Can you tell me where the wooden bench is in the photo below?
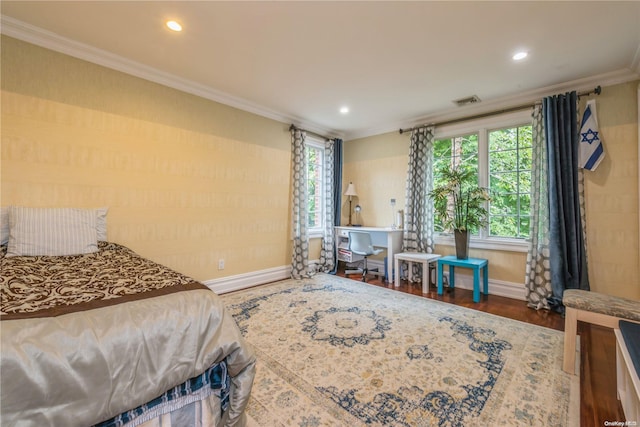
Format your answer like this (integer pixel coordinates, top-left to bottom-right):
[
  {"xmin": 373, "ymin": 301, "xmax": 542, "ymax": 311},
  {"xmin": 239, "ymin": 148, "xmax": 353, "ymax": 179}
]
[
  {"xmin": 562, "ymin": 289, "xmax": 640, "ymax": 374},
  {"xmin": 615, "ymin": 320, "xmax": 640, "ymax": 422}
]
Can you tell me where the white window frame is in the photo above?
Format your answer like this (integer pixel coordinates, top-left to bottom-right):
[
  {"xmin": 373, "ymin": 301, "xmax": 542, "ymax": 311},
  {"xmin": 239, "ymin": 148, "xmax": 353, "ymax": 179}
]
[
  {"xmin": 433, "ymin": 110, "xmax": 532, "ymax": 252},
  {"xmin": 306, "ymin": 136, "xmax": 326, "ymax": 238}
]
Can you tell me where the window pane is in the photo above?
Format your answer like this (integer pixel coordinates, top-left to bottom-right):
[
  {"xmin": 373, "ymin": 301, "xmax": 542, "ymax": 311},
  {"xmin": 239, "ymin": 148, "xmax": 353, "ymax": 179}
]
[
  {"xmin": 518, "ymin": 125, "xmax": 533, "ymax": 148},
  {"xmin": 519, "ymin": 193, "xmax": 531, "ymax": 215},
  {"xmin": 460, "ymin": 134, "xmax": 478, "ymax": 158},
  {"xmin": 519, "ymin": 171, "xmax": 531, "ymax": 195},
  {"xmin": 433, "ymin": 157, "xmax": 450, "ymax": 176},
  {"xmin": 306, "ymin": 145, "xmax": 323, "ymax": 229},
  {"xmin": 490, "ymin": 192, "xmax": 519, "ymax": 215},
  {"xmin": 519, "ymin": 148, "xmax": 532, "ymax": 170},
  {"xmin": 489, "ymin": 215, "xmax": 518, "ymax": 237},
  {"xmin": 489, "ymin": 149, "xmax": 518, "ymax": 173},
  {"xmin": 490, "ymin": 128, "xmax": 517, "ymax": 151},
  {"xmin": 518, "ymin": 216, "xmax": 531, "ymax": 238},
  {"xmin": 433, "ymin": 138, "xmax": 452, "ymax": 158},
  {"xmin": 488, "ymin": 124, "xmax": 532, "ymax": 239},
  {"xmin": 433, "ymin": 133, "xmax": 479, "ymax": 233},
  {"xmin": 434, "ymin": 135, "xmax": 478, "ymax": 172},
  {"xmin": 490, "ymin": 171, "xmax": 519, "ymax": 194}
]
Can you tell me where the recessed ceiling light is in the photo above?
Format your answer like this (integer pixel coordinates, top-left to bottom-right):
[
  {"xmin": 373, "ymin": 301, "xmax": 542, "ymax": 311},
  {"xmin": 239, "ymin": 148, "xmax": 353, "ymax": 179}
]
[
  {"xmin": 166, "ymin": 20, "xmax": 182, "ymax": 32},
  {"xmin": 340, "ymin": 106, "xmax": 349, "ymax": 114},
  {"xmin": 512, "ymin": 51, "xmax": 528, "ymax": 61}
]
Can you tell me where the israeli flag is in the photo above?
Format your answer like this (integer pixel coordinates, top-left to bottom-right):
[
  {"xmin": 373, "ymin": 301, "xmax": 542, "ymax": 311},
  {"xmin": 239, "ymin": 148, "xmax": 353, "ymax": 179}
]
[{"xmin": 579, "ymin": 99, "xmax": 605, "ymax": 171}]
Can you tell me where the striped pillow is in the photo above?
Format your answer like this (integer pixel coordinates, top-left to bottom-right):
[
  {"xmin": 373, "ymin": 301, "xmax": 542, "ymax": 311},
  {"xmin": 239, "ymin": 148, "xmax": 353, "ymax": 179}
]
[
  {"xmin": 96, "ymin": 207, "xmax": 108, "ymax": 241},
  {"xmin": 1, "ymin": 207, "xmax": 8, "ymax": 245},
  {"xmin": 6, "ymin": 207, "xmax": 99, "ymax": 257}
]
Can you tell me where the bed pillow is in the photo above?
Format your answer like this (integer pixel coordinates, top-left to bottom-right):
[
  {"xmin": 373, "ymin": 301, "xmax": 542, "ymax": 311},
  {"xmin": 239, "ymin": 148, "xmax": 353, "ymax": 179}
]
[
  {"xmin": 1, "ymin": 207, "xmax": 8, "ymax": 245},
  {"xmin": 96, "ymin": 207, "xmax": 108, "ymax": 241},
  {"xmin": 2, "ymin": 206, "xmax": 107, "ymax": 244},
  {"xmin": 6, "ymin": 207, "xmax": 99, "ymax": 257}
]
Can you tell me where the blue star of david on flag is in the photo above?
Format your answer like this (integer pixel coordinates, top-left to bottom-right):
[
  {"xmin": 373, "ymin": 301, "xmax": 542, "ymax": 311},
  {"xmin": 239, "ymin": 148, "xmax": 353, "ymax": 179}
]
[
  {"xmin": 581, "ymin": 129, "xmax": 599, "ymax": 144},
  {"xmin": 579, "ymin": 99, "xmax": 605, "ymax": 171}
]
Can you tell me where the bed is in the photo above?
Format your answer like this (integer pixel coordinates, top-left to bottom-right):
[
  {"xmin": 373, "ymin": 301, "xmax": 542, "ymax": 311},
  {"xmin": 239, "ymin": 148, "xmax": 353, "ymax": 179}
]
[{"xmin": 0, "ymin": 207, "xmax": 256, "ymax": 427}]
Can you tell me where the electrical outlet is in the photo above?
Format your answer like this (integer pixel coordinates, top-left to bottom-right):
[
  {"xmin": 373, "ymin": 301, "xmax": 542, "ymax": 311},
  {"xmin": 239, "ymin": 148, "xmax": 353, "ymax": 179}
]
[{"xmin": 218, "ymin": 259, "xmax": 225, "ymax": 270}]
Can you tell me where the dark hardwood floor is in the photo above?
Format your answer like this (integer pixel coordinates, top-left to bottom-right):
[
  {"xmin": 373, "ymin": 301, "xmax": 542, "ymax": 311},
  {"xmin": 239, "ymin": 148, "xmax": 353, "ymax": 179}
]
[{"xmin": 335, "ymin": 266, "xmax": 625, "ymax": 426}]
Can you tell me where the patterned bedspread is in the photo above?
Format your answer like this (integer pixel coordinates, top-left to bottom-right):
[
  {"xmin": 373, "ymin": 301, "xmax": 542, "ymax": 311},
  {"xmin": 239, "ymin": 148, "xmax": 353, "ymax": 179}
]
[
  {"xmin": 1, "ymin": 241, "xmax": 208, "ymax": 319},
  {"xmin": 0, "ymin": 242, "xmax": 256, "ymax": 427}
]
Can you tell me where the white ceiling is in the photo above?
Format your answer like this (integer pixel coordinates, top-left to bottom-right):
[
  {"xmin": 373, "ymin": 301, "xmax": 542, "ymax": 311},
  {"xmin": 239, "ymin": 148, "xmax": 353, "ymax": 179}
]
[{"xmin": 2, "ymin": 1, "xmax": 639, "ymax": 140}]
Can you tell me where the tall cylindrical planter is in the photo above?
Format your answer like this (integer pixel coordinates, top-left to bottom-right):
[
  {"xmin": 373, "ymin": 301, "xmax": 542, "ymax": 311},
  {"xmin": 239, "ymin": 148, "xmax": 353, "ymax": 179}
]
[{"xmin": 454, "ymin": 229, "xmax": 470, "ymax": 259}]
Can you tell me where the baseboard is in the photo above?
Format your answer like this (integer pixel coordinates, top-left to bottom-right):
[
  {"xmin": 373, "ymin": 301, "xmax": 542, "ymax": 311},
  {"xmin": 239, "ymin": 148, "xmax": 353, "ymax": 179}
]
[
  {"xmin": 390, "ymin": 259, "xmax": 526, "ymax": 301},
  {"xmin": 204, "ymin": 260, "xmax": 323, "ymax": 294},
  {"xmin": 206, "ymin": 260, "xmax": 526, "ymax": 301},
  {"xmin": 437, "ymin": 271, "xmax": 526, "ymax": 301},
  {"xmin": 204, "ymin": 265, "xmax": 291, "ymax": 294}
]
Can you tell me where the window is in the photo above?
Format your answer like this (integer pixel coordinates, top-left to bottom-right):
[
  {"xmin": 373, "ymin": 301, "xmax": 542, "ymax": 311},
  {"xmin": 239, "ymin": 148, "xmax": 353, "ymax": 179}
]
[
  {"xmin": 433, "ymin": 133, "xmax": 479, "ymax": 233},
  {"xmin": 433, "ymin": 110, "xmax": 532, "ymax": 251},
  {"xmin": 306, "ymin": 137, "xmax": 325, "ymax": 236},
  {"xmin": 488, "ymin": 126, "xmax": 532, "ymax": 239}
]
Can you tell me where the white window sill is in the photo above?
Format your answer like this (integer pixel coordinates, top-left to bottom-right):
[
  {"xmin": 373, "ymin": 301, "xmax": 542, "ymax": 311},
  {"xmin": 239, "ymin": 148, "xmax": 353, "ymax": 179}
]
[
  {"xmin": 308, "ymin": 230, "xmax": 324, "ymax": 239},
  {"xmin": 434, "ymin": 235, "xmax": 529, "ymax": 253}
]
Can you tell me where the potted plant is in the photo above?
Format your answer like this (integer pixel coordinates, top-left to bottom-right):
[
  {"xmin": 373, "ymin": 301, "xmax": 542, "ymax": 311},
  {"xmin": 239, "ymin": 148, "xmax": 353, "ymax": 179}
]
[{"xmin": 428, "ymin": 164, "xmax": 491, "ymax": 259}]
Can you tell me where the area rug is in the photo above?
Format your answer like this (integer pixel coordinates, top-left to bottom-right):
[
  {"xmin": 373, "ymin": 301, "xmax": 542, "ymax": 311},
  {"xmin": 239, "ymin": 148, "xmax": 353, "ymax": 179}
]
[{"xmin": 221, "ymin": 274, "xmax": 578, "ymax": 426}]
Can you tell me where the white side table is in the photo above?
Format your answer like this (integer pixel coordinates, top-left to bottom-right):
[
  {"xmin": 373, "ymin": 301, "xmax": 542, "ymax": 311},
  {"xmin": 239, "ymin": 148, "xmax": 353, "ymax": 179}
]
[{"xmin": 394, "ymin": 252, "xmax": 441, "ymax": 293}]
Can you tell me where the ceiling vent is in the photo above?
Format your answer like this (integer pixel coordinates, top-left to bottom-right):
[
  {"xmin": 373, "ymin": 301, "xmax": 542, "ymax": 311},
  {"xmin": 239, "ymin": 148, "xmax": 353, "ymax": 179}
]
[{"xmin": 453, "ymin": 95, "xmax": 481, "ymax": 107}]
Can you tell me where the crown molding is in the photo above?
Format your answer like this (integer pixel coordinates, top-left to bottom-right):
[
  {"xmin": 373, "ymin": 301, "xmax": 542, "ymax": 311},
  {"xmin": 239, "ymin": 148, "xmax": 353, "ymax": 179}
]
[
  {"xmin": 345, "ymin": 67, "xmax": 640, "ymax": 141},
  {"xmin": 0, "ymin": 15, "xmax": 342, "ymax": 139},
  {"xmin": 2, "ymin": 15, "xmax": 637, "ymax": 143}
]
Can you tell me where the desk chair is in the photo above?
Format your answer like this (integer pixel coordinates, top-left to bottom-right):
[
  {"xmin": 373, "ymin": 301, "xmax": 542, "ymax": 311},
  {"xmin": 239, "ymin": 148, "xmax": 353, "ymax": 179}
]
[{"xmin": 345, "ymin": 231, "xmax": 384, "ymax": 282}]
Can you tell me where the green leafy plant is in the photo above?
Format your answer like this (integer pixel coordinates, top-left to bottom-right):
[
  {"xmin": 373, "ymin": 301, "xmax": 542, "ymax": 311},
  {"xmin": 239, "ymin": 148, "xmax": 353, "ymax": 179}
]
[{"xmin": 428, "ymin": 164, "xmax": 491, "ymax": 232}]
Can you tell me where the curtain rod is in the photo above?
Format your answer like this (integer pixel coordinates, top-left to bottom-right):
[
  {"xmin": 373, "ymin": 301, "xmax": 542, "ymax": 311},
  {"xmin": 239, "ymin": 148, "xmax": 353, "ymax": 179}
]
[
  {"xmin": 399, "ymin": 85, "xmax": 602, "ymax": 134},
  {"xmin": 289, "ymin": 124, "xmax": 332, "ymax": 141}
]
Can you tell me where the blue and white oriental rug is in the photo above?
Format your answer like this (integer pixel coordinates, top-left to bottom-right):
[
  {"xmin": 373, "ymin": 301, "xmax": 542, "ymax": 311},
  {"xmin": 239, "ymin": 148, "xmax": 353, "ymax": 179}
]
[{"xmin": 222, "ymin": 274, "xmax": 578, "ymax": 426}]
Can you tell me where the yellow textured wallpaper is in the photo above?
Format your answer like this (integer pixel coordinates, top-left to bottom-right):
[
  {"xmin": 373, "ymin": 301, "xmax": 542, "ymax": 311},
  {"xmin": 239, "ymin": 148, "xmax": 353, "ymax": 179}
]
[
  {"xmin": 344, "ymin": 82, "xmax": 640, "ymax": 300},
  {"xmin": 1, "ymin": 36, "xmax": 292, "ymax": 281},
  {"xmin": 343, "ymin": 131, "xmax": 408, "ymax": 227},
  {"xmin": 581, "ymin": 81, "xmax": 639, "ymax": 299}
]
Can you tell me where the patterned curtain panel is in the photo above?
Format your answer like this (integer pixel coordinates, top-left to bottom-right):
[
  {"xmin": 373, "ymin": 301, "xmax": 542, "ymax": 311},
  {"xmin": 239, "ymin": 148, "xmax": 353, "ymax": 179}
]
[
  {"xmin": 524, "ymin": 105, "xmax": 552, "ymax": 310},
  {"xmin": 319, "ymin": 138, "xmax": 340, "ymax": 273},
  {"xmin": 290, "ymin": 129, "xmax": 312, "ymax": 279},
  {"xmin": 331, "ymin": 139, "xmax": 343, "ymax": 230},
  {"xmin": 402, "ymin": 126, "xmax": 435, "ymax": 280},
  {"xmin": 577, "ymin": 131, "xmax": 589, "ymax": 279},
  {"xmin": 543, "ymin": 91, "xmax": 590, "ymax": 313}
]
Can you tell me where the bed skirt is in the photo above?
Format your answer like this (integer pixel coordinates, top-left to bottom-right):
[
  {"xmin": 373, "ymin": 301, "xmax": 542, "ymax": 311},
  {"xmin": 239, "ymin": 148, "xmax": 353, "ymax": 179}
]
[
  {"xmin": 126, "ymin": 392, "xmax": 224, "ymax": 427},
  {"xmin": 95, "ymin": 361, "xmax": 232, "ymax": 427}
]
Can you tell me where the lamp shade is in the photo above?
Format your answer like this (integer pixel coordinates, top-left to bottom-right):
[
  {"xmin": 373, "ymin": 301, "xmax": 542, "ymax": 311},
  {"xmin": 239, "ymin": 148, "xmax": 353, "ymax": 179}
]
[{"xmin": 344, "ymin": 182, "xmax": 358, "ymax": 197}]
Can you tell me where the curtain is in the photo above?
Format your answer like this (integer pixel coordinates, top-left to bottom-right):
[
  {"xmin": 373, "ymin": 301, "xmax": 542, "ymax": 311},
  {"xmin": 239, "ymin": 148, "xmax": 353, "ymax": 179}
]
[
  {"xmin": 290, "ymin": 128, "xmax": 312, "ymax": 279},
  {"xmin": 543, "ymin": 91, "xmax": 590, "ymax": 313},
  {"xmin": 319, "ymin": 138, "xmax": 342, "ymax": 273},
  {"xmin": 524, "ymin": 105, "xmax": 552, "ymax": 309},
  {"xmin": 332, "ymin": 139, "xmax": 343, "ymax": 228},
  {"xmin": 402, "ymin": 126, "xmax": 435, "ymax": 279}
]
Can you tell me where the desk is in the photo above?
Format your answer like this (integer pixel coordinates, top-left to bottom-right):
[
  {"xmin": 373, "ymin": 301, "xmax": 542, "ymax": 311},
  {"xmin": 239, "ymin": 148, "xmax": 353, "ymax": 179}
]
[
  {"xmin": 335, "ymin": 226, "xmax": 403, "ymax": 281},
  {"xmin": 437, "ymin": 256, "xmax": 488, "ymax": 303}
]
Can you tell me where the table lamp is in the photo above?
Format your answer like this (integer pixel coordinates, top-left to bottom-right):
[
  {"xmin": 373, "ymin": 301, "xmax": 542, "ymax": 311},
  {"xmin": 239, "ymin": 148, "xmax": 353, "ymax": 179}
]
[{"xmin": 344, "ymin": 182, "xmax": 358, "ymax": 226}]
